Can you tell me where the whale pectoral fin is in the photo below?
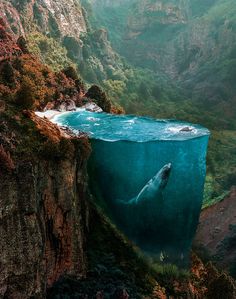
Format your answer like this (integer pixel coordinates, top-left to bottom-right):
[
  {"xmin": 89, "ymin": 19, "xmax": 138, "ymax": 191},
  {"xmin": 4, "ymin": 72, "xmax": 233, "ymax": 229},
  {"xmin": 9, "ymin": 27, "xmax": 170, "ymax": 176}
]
[
  {"xmin": 115, "ymin": 198, "xmax": 126, "ymax": 208},
  {"xmin": 135, "ymin": 185, "xmax": 149, "ymax": 203},
  {"xmin": 115, "ymin": 197, "xmax": 137, "ymax": 208}
]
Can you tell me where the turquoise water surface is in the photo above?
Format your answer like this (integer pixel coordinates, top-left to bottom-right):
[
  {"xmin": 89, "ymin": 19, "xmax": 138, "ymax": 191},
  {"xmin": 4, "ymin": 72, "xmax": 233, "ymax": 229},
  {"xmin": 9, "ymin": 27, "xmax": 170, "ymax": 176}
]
[
  {"xmin": 54, "ymin": 110, "xmax": 210, "ymax": 265},
  {"xmin": 54, "ymin": 110, "xmax": 209, "ymax": 142}
]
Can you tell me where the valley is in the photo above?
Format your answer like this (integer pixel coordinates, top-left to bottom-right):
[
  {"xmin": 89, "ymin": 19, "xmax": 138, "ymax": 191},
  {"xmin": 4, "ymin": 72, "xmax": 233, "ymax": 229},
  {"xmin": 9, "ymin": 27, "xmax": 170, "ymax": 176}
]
[{"xmin": 0, "ymin": 0, "xmax": 236, "ymax": 297}]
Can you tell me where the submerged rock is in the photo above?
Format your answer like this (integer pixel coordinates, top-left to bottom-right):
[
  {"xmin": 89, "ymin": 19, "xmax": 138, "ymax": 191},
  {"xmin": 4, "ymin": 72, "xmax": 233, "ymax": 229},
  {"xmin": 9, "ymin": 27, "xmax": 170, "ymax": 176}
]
[{"xmin": 180, "ymin": 126, "xmax": 194, "ymax": 132}]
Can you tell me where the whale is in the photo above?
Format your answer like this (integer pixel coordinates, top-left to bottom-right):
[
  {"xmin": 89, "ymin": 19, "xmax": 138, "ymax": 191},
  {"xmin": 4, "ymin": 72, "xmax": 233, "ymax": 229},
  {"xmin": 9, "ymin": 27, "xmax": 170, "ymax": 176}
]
[{"xmin": 112, "ymin": 163, "xmax": 172, "ymax": 251}]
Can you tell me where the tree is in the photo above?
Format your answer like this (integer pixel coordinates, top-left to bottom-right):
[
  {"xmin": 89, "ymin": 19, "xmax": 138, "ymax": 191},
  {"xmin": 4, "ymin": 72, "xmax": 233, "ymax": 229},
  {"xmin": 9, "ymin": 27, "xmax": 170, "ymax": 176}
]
[
  {"xmin": 2, "ymin": 61, "xmax": 15, "ymax": 86},
  {"xmin": 63, "ymin": 66, "xmax": 78, "ymax": 81},
  {"xmin": 85, "ymin": 85, "xmax": 111, "ymax": 112},
  {"xmin": 16, "ymin": 75, "xmax": 36, "ymax": 109},
  {"xmin": 17, "ymin": 36, "xmax": 29, "ymax": 54}
]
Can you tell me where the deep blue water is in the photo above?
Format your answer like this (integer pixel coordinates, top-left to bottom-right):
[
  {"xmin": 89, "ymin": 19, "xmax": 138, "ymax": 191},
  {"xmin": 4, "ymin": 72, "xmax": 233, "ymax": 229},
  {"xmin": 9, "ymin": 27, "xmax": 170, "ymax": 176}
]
[{"xmin": 54, "ymin": 110, "xmax": 210, "ymax": 265}]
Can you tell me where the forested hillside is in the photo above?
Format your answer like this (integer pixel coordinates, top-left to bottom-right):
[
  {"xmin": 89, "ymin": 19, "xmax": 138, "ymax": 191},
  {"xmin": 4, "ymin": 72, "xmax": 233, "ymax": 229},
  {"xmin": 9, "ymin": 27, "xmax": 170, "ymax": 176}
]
[{"xmin": 85, "ymin": 0, "xmax": 236, "ymax": 206}]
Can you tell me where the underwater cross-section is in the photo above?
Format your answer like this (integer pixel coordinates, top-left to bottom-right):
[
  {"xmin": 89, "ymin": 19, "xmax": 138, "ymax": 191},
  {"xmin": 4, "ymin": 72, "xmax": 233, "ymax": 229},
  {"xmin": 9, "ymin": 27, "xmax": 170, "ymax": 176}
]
[{"xmin": 54, "ymin": 110, "xmax": 210, "ymax": 266}]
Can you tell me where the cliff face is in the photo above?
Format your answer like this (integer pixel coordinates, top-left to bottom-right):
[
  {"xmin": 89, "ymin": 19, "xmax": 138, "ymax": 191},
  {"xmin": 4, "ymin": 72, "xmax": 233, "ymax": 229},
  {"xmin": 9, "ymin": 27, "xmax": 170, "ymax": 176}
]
[
  {"xmin": 0, "ymin": 111, "xmax": 90, "ymax": 298},
  {"xmin": 0, "ymin": 19, "xmax": 22, "ymax": 61},
  {"xmin": 2, "ymin": 0, "xmax": 86, "ymax": 38},
  {"xmin": 33, "ymin": 0, "xmax": 87, "ymax": 37},
  {"xmin": 194, "ymin": 187, "xmax": 236, "ymax": 279},
  {"xmin": 0, "ymin": 0, "xmax": 121, "ymax": 83},
  {"xmin": 0, "ymin": 26, "xmax": 90, "ymax": 295}
]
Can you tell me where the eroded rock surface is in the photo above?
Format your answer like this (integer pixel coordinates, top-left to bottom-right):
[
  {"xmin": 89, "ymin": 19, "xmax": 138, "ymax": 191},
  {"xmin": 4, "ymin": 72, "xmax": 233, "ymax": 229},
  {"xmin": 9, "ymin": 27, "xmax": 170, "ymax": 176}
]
[
  {"xmin": 194, "ymin": 187, "xmax": 236, "ymax": 277},
  {"xmin": 0, "ymin": 113, "xmax": 90, "ymax": 298}
]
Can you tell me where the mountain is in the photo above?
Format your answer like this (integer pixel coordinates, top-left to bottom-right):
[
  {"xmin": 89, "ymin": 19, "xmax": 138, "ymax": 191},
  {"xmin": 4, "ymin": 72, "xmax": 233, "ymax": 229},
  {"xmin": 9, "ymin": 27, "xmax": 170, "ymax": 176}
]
[
  {"xmin": 1, "ymin": 16, "xmax": 235, "ymax": 298},
  {"xmin": 87, "ymin": 0, "xmax": 236, "ymax": 285},
  {"xmin": 0, "ymin": 0, "xmax": 236, "ymax": 297},
  {"xmin": 0, "ymin": 19, "xmax": 156, "ymax": 297},
  {"xmin": 89, "ymin": 0, "xmax": 236, "ymax": 125}
]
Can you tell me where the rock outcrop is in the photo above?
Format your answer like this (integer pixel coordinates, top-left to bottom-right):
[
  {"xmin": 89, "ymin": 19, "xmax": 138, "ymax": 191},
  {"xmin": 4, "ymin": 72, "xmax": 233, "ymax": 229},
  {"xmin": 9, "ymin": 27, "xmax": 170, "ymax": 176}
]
[
  {"xmin": 0, "ymin": 112, "xmax": 90, "ymax": 298},
  {"xmin": 0, "ymin": 0, "xmax": 86, "ymax": 39},
  {"xmin": 194, "ymin": 187, "xmax": 236, "ymax": 278},
  {"xmin": 0, "ymin": 0, "xmax": 124, "ymax": 86}
]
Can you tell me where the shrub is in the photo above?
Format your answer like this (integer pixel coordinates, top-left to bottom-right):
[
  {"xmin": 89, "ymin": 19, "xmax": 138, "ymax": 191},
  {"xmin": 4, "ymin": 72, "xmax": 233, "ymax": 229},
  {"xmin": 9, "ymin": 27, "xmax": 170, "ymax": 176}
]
[
  {"xmin": 153, "ymin": 263, "xmax": 190, "ymax": 283},
  {"xmin": 63, "ymin": 66, "xmax": 79, "ymax": 81},
  {"xmin": 27, "ymin": 32, "xmax": 72, "ymax": 72},
  {"xmin": 0, "ymin": 145, "xmax": 15, "ymax": 173},
  {"xmin": 1, "ymin": 61, "xmax": 15, "ymax": 86},
  {"xmin": 207, "ymin": 272, "xmax": 236, "ymax": 299},
  {"xmin": 62, "ymin": 36, "xmax": 81, "ymax": 61},
  {"xmin": 16, "ymin": 75, "xmax": 36, "ymax": 109},
  {"xmin": 17, "ymin": 36, "xmax": 29, "ymax": 54}
]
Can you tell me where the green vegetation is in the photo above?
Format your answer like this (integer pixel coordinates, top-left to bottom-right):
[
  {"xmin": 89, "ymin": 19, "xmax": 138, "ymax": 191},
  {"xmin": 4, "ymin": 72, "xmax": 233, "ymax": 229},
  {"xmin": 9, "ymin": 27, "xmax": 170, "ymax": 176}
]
[
  {"xmin": 204, "ymin": 130, "xmax": 236, "ymax": 206},
  {"xmin": 152, "ymin": 262, "xmax": 190, "ymax": 283},
  {"xmin": 85, "ymin": 0, "xmax": 236, "ymax": 207},
  {"xmin": 27, "ymin": 32, "xmax": 73, "ymax": 72}
]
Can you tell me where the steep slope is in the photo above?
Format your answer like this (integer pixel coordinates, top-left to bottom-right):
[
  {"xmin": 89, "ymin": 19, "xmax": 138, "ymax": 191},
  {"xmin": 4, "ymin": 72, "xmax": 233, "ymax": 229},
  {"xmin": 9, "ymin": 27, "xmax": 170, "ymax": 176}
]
[
  {"xmin": 1, "ymin": 0, "xmax": 180, "ymax": 118},
  {"xmin": 0, "ymin": 24, "xmax": 90, "ymax": 296},
  {"xmin": 1, "ymin": 0, "xmax": 235, "ymax": 208},
  {"xmin": 7, "ymin": 0, "xmax": 87, "ymax": 37},
  {"xmin": 0, "ymin": 0, "xmax": 125, "ymax": 83},
  {"xmin": 0, "ymin": 114, "xmax": 89, "ymax": 297},
  {"xmin": 0, "ymin": 23, "xmax": 151, "ymax": 297},
  {"xmin": 194, "ymin": 187, "xmax": 236, "ymax": 279}
]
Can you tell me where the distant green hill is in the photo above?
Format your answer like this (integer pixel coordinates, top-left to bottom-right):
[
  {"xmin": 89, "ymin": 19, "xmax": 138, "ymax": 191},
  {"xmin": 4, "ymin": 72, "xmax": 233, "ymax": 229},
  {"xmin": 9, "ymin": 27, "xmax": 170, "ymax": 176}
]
[
  {"xmin": 86, "ymin": 0, "xmax": 236, "ymax": 206},
  {"xmin": 88, "ymin": 0, "xmax": 236, "ymax": 127}
]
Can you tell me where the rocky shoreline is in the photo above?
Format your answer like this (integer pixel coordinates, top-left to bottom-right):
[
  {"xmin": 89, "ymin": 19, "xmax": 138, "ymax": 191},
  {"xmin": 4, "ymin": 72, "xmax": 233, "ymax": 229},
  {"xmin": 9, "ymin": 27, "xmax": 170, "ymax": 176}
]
[{"xmin": 36, "ymin": 102, "xmax": 103, "ymax": 120}]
